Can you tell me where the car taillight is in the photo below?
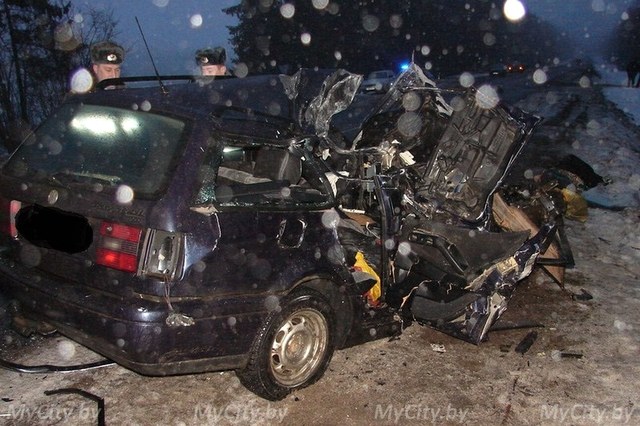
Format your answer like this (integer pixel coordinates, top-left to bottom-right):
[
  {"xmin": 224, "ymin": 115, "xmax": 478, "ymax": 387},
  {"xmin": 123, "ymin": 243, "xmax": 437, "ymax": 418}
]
[
  {"xmin": 139, "ymin": 229, "xmax": 184, "ymax": 280},
  {"xmin": 96, "ymin": 221, "xmax": 142, "ymax": 273},
  {"xmin": 95, "ymin": 220, "xmax": 184, "ymax": 279},
  {"xmin": 0, "ymin": 197, "xmax": 21, "ymax": 238}
]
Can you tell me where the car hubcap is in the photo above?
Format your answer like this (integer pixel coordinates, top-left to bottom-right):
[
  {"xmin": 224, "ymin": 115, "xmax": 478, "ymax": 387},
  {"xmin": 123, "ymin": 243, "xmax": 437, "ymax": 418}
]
[{"xmin": 270, "ymin": 308, "xmax": 328, "ymax": 386}]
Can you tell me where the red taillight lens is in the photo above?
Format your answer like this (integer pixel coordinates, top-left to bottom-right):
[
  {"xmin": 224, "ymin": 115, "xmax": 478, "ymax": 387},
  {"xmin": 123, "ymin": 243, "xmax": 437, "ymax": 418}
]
[
  {"xmin": 0, "ymin": 197, "xmax": 21, "ymax": 238},
  {"xmin": 96, "ymin": 221, "xmax": 142, "ymax": 273}
]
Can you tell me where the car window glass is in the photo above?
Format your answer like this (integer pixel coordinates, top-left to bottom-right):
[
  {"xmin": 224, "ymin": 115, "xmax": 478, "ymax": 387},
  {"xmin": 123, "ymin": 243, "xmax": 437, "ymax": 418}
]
[{"xmin": 3, "ymin": 103, "xmax": 187, "ymax": 199}]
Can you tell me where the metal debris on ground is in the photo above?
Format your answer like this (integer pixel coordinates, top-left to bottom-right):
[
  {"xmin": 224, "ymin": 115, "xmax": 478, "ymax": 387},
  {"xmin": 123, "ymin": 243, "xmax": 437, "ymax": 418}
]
[
  {"xmin": 571, "ymin": 288, "xmax": 594, "ymax": 301},
  {"xmin": 515, "ymin": 331, "xmax": 538, "ymax": 354},
  {"xmin": 551, "ymin": 350, "xmax": 584, "ymax": 361},
  {"xmin": 490, "ymin": 319, "xmax": 545, "ymax": 332},
  {"xmin": 0, "ymin": 357, "xmax": 114, "ymax": 373},
  {"xmin": 45, "ymin": 387, "xmax": 105, "ymax": 426},
  {"xmin": 430, "ymin": 343, "xmax": 446, "ymax": 353}
]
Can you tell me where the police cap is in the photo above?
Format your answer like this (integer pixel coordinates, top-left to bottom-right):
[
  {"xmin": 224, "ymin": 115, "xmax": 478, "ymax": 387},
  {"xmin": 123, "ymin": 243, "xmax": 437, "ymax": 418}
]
[
  {"xmin": 195, "ymin": 47, "xmax": 226, "ymax": 66},
  {"xmin": 90, "ymin": 41, "xmax": 124, "ymax": 65}
]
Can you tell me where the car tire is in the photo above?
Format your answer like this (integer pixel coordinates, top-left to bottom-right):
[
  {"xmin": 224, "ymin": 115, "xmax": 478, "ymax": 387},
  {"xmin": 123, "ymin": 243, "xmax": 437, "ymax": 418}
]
[{"xmin": 237, "ymin": 288, "xmax": 335, "ymax": 400}]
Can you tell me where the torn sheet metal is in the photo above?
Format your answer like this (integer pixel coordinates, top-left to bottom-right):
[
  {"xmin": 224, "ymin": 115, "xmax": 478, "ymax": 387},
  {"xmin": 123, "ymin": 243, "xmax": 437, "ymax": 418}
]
[
  {"xmin": 303, "ymin": 70, "xmax": 363, "ymax": 139},
  {"xmin": 492, "ymin": 192, "xmax": 568, "ymax": 285},
  {"xmin": 322, "ymin": 71, "xmax": 553, "ymax": 344},
  {"xmin": 414, "ymin": 89, "xmax": 541, "ymax": 223}
]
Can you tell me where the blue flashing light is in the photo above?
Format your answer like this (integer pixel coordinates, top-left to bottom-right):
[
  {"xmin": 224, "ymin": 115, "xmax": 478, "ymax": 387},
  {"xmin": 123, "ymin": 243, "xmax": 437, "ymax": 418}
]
[{"xmin": 399, "ymin": 62, "xmax": 410, "ymax": 71}]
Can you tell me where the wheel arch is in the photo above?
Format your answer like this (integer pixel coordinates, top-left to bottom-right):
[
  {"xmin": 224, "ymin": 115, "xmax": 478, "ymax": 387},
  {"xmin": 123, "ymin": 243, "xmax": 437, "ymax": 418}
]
[{"xmin": 292, "ymin": 276, "xmax": 355, "ymax": 349}]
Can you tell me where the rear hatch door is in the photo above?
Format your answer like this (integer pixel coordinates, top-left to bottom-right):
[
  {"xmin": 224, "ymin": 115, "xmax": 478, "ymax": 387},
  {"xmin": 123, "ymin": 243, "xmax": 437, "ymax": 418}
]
[{"xmin": 0, "ymin": 100, "xmax": 190, "ymax": 292}]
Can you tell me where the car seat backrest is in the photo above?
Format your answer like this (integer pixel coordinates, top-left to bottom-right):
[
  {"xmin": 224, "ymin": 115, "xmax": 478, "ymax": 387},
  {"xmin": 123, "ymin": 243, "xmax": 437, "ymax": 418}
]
[{"xmin": 253, "ymin": 148, "xmax": 302, "ymax": 184}]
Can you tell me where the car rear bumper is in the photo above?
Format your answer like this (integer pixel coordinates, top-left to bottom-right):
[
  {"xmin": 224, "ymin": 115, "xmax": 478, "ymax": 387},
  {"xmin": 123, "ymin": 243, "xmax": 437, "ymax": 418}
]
[{"xmin": 0, "ymin": 258, "xmax": 266, "ymax": 375}]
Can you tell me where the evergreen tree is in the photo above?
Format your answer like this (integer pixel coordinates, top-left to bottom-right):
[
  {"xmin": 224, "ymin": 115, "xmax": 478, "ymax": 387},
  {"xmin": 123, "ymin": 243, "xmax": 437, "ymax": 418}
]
[
  {"xmin": 224, "ymin": 0, "xmax": 563, "ymax": 76},
  {"xmin": 0, "ymin": 0, "xmax": 117, "ymax": 153},
  {"xmin": 1, "ymin": 0, "xmax": 70, "ymax": 148}
]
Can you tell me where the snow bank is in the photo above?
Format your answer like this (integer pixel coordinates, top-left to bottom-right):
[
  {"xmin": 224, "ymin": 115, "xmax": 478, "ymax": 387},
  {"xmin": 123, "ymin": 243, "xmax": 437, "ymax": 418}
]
[{"xmin": 596, "ymin": 64, "xmax": 640, "ymax": 126}]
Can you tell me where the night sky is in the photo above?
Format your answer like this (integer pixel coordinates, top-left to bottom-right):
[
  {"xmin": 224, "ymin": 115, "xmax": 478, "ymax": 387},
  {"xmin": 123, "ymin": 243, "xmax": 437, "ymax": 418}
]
[
  {"xmin": 526, "ymin": 0, "xmax": 633, "ymax": 55},
  {"xmin": 77, "ymin": 0, "xmax": 238, "ymax": 75}
]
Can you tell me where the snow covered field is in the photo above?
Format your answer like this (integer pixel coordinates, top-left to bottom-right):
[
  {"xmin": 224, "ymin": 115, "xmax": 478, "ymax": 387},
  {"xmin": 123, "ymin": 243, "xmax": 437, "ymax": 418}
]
[
  {"xmin": 568, "ymin": 64, "xmax": 640, "ymax": 211},
  {"xmin": 526, "ymin": 60, "xmax": 640, "ymax": 278},
  {"xmin": 598, "ymin": 65, "xmax": 640, "ymax": 126},
  {"xmin": 574, "ymin": 65, "xmax": 640, "ymax": 271}
]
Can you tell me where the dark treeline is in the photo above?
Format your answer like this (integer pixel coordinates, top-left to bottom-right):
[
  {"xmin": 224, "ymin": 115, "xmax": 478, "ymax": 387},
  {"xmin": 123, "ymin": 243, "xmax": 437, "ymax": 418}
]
[
  {"xmin": 0, "ymin": 0, "xmax": 116, "ymax": 152},
  {"xmin": 224, "ymin": 0, "xmax": 569, "ymax": 75},
  {"xmin": 1, "ymin": 0, "xmax": 72, "ymax": 150}
]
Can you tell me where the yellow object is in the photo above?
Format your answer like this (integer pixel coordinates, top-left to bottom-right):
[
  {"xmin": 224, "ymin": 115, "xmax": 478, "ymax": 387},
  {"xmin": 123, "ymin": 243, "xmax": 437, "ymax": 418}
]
[
  {"xmin": 561, "ymin": 188, "xmax": 588, "ymax": 222},
  {"xmin": 354, "ymin": 251, "xmax": 381, "ymax": 304}
]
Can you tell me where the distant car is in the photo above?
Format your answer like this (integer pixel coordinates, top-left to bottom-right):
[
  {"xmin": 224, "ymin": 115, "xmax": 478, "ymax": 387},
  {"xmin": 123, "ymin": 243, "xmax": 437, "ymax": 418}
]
[
  {"xmin": 506, "ymin": 62, "xmax": 526, "ymax": 73},
  {"xmin": 490, "ymin": 65, "xmax": 507, "ymax": 77},
  {"xmin": 360, "ymin": 69, "xmax": 396, "ymax": 93}
]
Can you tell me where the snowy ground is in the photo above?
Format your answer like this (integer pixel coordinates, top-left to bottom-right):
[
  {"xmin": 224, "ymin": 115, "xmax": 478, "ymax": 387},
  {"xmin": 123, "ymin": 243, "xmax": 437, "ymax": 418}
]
[
  {"xmin": 0, "ymin": 63, "xmax": 639, "ymax": 425},
  {"xmin": 598, "ymin": 64, "xmax": 640, "ymax": 126},
  {"xmin": 588, "ymin": 64, "xmax": 640, "ymax": 209}
]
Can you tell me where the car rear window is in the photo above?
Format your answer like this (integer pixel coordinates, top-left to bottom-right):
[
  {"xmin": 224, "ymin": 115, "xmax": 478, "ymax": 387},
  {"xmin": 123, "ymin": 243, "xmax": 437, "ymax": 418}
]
[{"xmin": 2, "ymin": 103, "xmax": 187, "ymax": 198}]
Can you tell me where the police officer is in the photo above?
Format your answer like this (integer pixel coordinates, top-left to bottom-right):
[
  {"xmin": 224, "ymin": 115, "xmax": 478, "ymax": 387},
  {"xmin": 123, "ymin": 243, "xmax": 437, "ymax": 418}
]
[
  {"xmin": 195, "ymin": 47, "xmax": 227, "ymax": 76},
  {"xmin": 90, "ymin": 40, "xmax": 125, "ymax": 82}
]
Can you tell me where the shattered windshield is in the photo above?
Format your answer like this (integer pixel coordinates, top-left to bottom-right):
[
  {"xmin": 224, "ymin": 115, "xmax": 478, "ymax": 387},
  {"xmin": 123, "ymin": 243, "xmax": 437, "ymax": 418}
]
[{"xmin": 3, "ymin": 103, "xmax": 187, "ymax": 198}]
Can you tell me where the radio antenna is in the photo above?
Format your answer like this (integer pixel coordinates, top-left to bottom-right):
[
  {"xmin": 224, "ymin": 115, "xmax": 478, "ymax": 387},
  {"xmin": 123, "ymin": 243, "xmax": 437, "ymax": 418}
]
[{"xmin": 135, "ymin": 16, "xmax": 167, "ymax": 94}]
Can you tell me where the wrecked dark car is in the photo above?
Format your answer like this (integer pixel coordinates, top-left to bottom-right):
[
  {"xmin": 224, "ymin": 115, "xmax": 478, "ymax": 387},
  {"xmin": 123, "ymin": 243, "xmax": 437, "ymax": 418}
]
[{"xmin": 0, "ymin": 64, "xmax": 559, "ymax": 400}]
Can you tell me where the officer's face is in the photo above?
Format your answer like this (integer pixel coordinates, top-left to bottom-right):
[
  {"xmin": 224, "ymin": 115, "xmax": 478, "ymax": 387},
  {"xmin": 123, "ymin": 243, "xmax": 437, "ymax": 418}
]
[
  {"xmin": 201, "ymin": 65, "xmax": 226, "ymax": 76},
  {"xmin": 93, "ymin": 64, "xmax": 121, "ymax": 82}
]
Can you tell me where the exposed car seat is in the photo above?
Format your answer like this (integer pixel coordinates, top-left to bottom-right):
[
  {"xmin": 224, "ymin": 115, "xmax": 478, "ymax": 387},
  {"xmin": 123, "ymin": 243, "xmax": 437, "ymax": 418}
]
[{"xmin": 252, "ymin": 148, "xmax": 302, "ymax": 184}]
